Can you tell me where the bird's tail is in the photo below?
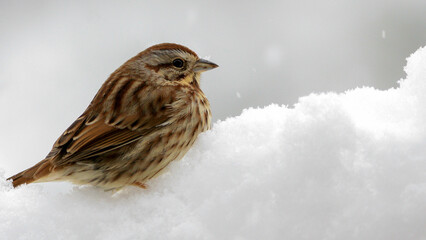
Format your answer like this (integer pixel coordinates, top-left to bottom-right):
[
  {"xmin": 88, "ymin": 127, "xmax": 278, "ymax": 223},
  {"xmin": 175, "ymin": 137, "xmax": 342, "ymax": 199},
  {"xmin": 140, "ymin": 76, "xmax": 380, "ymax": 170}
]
[{"xmin": 7, "ymin": 159, "xmax": 53, "ymax": 187}]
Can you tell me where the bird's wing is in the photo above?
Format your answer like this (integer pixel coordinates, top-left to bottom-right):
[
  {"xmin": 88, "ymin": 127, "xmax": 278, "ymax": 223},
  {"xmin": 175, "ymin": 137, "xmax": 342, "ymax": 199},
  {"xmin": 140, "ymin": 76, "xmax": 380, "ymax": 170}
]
[{"xmin": 46, "ymin": 78, "xmax": 177, "ymax": 166}]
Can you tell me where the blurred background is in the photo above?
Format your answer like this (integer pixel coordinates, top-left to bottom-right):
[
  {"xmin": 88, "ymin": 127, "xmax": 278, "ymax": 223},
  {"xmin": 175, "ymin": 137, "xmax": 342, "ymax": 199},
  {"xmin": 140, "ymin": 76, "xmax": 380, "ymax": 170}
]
[{"xmin": 1, "ymin": 0, "xmax": 426, "ymax": 178}]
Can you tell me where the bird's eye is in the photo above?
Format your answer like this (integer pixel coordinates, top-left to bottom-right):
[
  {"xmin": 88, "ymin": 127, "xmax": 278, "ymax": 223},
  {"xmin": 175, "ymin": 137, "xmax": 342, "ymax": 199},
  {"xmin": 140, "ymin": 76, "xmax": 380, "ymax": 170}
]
[{"xmin": 172, "ymin": 58, "xmax": 185, "ymax": 68}]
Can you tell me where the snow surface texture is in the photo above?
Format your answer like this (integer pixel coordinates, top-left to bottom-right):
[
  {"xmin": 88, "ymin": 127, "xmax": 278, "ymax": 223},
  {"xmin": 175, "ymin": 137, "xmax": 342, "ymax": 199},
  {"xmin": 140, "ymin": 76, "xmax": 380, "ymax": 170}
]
[{"xmin": 1, "ymin": 47, "xmax": 426, "ymax": 240}]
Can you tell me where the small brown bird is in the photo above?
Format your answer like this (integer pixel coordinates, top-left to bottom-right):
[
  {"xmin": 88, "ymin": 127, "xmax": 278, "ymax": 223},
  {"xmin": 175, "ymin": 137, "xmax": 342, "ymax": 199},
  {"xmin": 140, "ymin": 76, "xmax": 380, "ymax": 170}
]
[{"xmin": 8, "ymin": 43, "xmax": 218, "ymax": 190}]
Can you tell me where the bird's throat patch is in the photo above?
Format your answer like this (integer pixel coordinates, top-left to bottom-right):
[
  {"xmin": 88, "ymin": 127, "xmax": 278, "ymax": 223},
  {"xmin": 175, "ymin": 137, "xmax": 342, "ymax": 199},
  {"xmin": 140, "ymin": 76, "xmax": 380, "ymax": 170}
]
[{"xmin": 180, "ymin": 72, "xmax": 194, "ymax": 85}]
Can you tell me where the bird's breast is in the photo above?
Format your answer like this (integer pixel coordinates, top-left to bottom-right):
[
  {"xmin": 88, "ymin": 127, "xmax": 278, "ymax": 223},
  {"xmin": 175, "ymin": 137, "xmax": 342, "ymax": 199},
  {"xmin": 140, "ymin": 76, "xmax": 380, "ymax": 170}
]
[{"xmin": 124, "ymin": 87, "xmax": 211, "ymax": 183}]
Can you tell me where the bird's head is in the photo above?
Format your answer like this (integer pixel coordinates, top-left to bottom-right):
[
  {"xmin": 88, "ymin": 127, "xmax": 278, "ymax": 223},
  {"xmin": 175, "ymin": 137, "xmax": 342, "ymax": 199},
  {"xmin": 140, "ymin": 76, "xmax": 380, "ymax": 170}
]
[{"xmin": 124, "ymin": 43, "xmax": 218, "ymax": 86}]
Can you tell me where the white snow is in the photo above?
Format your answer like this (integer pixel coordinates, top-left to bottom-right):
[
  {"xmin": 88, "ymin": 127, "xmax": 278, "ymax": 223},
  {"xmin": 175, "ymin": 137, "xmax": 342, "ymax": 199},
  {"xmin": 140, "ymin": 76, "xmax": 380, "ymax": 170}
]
[{"xmin": 1, "ymin": 46, "xmax": 426, "ymax": 239}]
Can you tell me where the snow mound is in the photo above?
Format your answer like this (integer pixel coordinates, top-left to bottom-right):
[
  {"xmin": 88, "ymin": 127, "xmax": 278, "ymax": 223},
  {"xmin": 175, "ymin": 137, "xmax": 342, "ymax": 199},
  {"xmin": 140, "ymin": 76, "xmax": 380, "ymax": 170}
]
[{"xmin": 2, "ymin": 47, "xmax": 426, "ymax": 239}]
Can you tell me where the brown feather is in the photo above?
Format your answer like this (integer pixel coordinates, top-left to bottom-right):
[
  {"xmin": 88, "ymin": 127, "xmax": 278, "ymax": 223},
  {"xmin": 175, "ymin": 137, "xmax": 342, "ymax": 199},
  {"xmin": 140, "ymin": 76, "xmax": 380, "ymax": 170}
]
[
  {"xmin": 49, "ymin": 82, "xmax": 174, "ymax": 166},
  {"xmin": 7, "ymin": 160, "xmax": 54, "ymax": 187}
]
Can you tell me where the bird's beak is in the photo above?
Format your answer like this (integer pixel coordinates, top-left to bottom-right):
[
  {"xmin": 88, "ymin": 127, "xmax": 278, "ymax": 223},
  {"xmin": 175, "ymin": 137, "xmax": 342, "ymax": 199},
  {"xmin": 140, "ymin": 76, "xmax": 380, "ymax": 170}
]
[{"xmin": 193, "ymin": 58, "xmax": 219, "ymax": 73}]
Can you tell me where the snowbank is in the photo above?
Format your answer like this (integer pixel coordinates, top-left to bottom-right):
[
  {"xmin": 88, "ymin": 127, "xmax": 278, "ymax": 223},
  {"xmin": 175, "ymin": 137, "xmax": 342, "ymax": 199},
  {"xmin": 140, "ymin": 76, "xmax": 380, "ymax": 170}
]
[{"xmin": 1, "ymin": 46, "xmax": 426, "ymax": 240}]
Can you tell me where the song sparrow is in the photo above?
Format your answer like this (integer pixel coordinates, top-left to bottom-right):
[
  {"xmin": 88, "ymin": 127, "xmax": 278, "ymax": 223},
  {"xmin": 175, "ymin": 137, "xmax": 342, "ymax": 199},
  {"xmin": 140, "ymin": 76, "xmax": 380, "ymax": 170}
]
[{"xmin": 8, "ymin": 43, "xmax": 218, "ymax": 190}]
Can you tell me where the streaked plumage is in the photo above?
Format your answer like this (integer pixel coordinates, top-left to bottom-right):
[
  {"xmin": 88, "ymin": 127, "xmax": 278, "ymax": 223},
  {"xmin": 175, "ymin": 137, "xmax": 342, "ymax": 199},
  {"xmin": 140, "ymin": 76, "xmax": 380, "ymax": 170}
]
[{"xmin": 8, "ymin": 43, "xmax": 218, "ymax": 190}]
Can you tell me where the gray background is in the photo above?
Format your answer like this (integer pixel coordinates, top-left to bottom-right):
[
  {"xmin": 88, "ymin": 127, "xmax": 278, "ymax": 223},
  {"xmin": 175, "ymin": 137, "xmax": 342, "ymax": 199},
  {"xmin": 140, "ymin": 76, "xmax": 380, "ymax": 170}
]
[{"xmin": 1, "ymin": 0, "xmax": 426, "ymax": 177}]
